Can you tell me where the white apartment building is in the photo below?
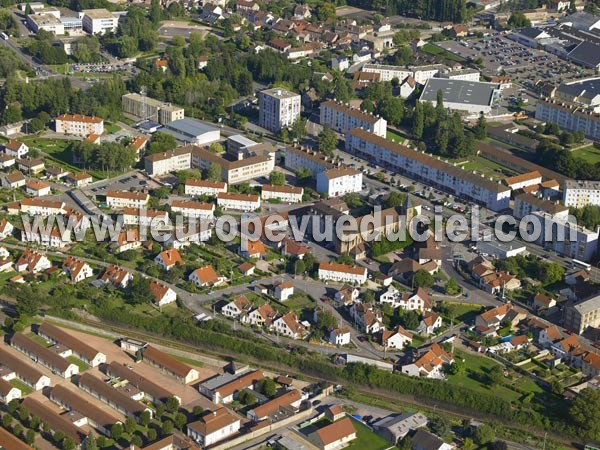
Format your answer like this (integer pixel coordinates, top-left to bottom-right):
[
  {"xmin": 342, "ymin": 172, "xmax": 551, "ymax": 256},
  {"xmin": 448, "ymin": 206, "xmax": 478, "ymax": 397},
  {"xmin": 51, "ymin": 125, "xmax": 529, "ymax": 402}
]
[
  {"xmin": 81, "ymin": 9, "xmax": 118, "ymax": 35},
  {"xmin": 563, "ymin": 180, "xmax": 600, "ymax": 208},
  {"xmin": 55, "ymin": 114, "xmax": 104, "ymax": 136},
  {"xmin": 192, "ymin": 146, "xmax": 276, "ymax": 184},
  {"xmin": 171, "ymin": 200, "xmax": 215, "ymax": 220},
  {"xmin": 19, "ymin": 199, "xmax": 66, "ymax": 216},
  {"xmin": 284, "ymin": 145, "xmax": 334, "ymax": 175},
  {"xmin": 362, "ymin": 63, "xmax": 446, "ymax": 84},
  {"xmin": 122, "ymin": 93, "xmax": 185, "ymax": 125},
  {"xmin": 258, "ymin": 88, "xmax": 301, "ymax": 132},
  {"xmin": 536, "ymin": 100, "xmax": 600, "ymax": 141},
  {"xmin": 316, "ymin": 167, "xmax": 362, "ymax": 197},
  {"xmin": 106, "ymin": 190, "xmax": 149, "ymax": 209},
  {"xmin": 217, "ymin": 193, "xmax": 260, "ymax": 212},
  {"xmin": 345, "ymin": 128, "xmax": 511, "ymax": 211},
  {"xmin": 438, "ymin": 68, "xmax": 481, "ymax": 82},
  {"xmin": 319, "ymin": 101, "xmax": 387, "ymax": 137},
  {"xmin": 144, "ymin": 148, "xmax": 192, "ymax": 176},
  {"xmin": 261, "ymin": 184, "xmax": 303, "ymax": 203},
  {"xmin": 318, "ymin": 262, "xmax": 367, "ymax": 284},
  {"xmin": 513, "ymin": 193, "xmax": 569, "ymax": 220},
  {"xmin": 531, "ymin": 211, "xmax": 599, "ymax": 262},
  {"xmin": 185, "ymin": 179, "xmax": 227, "ymax": 197}
]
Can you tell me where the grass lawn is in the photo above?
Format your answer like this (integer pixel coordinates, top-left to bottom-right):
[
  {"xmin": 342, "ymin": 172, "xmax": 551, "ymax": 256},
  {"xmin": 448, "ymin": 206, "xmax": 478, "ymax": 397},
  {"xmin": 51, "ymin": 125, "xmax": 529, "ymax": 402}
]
[
  {"xmin": 448, "ymin": 350, "xmax": 522, "ymax": 402},
  {"xmin": 460, "ymin": 156, "xmax": 517, "ymax": 182},
  {"xmin": 26, "ymin": 332, "xmax": 52, "ymax": 347},
  {"xmin": 422, "ymin": 43, "xmax": 466, "ymax": 62},
  {"xmin": 346, "ymin": 418, "xmax": 393, "ymax": 450},
  {"xmin": 284, "ymin": 293, "xmax": 315, "ymax": 312},
  {"xmin": 442, "ymin": 302, "xmax": 483, "ymax": 323},
  {"xmin": 67, "ymin": 355, "xmax": 91, "ymax": 372},
  {"xmin": 0, "ymin": 188, "xmax": 24, "ymax": 205},
  {"xmin": 10, "ymin": 378, "xmax": 33, "ymax": 395},
  {"xmin": 386, "ymin": 128, "xmax": 405, "ymax": 143},
  {"xmin": 572, "ymin": 145, "xmax": 600, "ymax": 164},
  {"xmin": 104, "ymin": 122, "xmax": 122, "ymax": 134},
  {"xmin": 174, "ymin": 355, "xmax": 205, "ymax": 368},
  {"xmin": 0, "ymin": 271, "xmax": 17, "ymax": 289}
]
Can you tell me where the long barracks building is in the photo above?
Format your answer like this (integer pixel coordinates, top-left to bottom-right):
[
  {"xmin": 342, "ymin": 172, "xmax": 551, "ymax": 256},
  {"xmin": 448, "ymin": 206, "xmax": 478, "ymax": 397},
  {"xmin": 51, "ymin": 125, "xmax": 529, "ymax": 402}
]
[{"xmin": 345, "ymin": 128, "xmax": 511, "ymax": 211}]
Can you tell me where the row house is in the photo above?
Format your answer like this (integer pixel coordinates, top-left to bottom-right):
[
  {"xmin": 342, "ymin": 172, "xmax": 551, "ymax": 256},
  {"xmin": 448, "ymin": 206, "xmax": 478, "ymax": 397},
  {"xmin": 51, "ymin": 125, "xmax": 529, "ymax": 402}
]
[
  {"xmin": 106, "ymin": 190, "xmax": 149, "ymax": 209},
  {"xmin": 38, "ymin": 322, "xmax": 106, "ymax": 367},
  {"xmin": 142, "ymin": 345, "xmax": 199, "ymax": 384},
  {"xmin": 318, "ymin": 262, "xmax": 367, "ymax": 284},
  {"xmin": 217, "ymin": 192, "xmax": 261, "ymax": 212},
  {"xmin": 0, "ymin": 346, "xmax": 51, "ymax": 391},
  {"xmin": 11, "ymin": 333, "xmax": 79, "ymax": 378},
  {"xmin": 17, "ymin": 198, "xmax": 66, "ymax": 216},
  {"xmin": 378, "ymin": 286, "xmax": 432, "ymax": 312},
  {"xmin": 122, "ymin": 208, "xmax": 168, "ymax": 227},
  {"xmin": 105, "ymin": 361, "xmax": 175, "ymax": 405},
  {"xmin": 185, "ymin": 179, "xmax": 227, "ymax": 197},
  {"xmin": 171, "ymin": 200, "xmax": 215, "ymax": 220},
  {"xmin": 261, "ymin": 184, "xmax": 303, "ymax": 203}
]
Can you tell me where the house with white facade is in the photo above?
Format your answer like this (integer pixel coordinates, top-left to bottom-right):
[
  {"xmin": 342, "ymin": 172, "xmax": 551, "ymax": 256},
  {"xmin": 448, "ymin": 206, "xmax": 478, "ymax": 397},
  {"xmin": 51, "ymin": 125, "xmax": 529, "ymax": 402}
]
[
  {"xmin": 401, "ymin": 343, "xmax": 454, "ymax": 378},
  {"xmin": 100, "ymin": 264, "xmax": 132, "ymax": 288},
  {"xmin": 149, "ymin": 280, "xmax": 177, "ymax": 307},
  {"xmin": 187, "ymin": 408, "xmax": 241, "ymax": 447},
  {"xmin": 417, "ymin": 312, "xmax": 443, "ymax": 335},
  {"xmin": 378, "ymin": 286, "xmax": 432, "ymax": 311},
  {"xmin": 381, "ymin": 326, "xmax": 412, "ymax": 349},
  {"xmin": 189, "ymin": 265, "xmax": 226, "ymax": 287},
  {"xmin": 15, "ymin": 248, "xmax": 51, "ymax": 273},
  {"xmin": 273, "ymin": 281, "xmax": 294, "ymax": 301},
  {"xmin": 0, "ymin": 219, "xmax": 14, "ymax": 240},
  {"xmin": 106, "ymin": 190, "xmax": 149, "ymax": 209},
  {"xmin": 55, "ymin": 114, "xmax": 104, "ymax": 136},
  {"xmin": 221, "ymin": 295, "xmax": 253, "ymax": 322},
  {"xmin": 350, "ymin": 303, "xmax": 384, "ymax": 334},
  {"xmin": 3, "ymin": 139, "xmax": 28, "ymax": 158},
  {"xmin": 329, "ymin": 327, "xmax": 351, "ymax": 346},
  {"xmin": 25, "ymin": 179, "xmax": 51, "ymax": 197},
  {"xmin": 273, "ymin": 311, "xmax": 306, "ymax": 339},
  {"xmin": 154, "ymin": 248, "xmax": 183, "ymax": 271},
  {"xmin": 62, "ymin": 257, "xmax": 93, "ymax": 282}
]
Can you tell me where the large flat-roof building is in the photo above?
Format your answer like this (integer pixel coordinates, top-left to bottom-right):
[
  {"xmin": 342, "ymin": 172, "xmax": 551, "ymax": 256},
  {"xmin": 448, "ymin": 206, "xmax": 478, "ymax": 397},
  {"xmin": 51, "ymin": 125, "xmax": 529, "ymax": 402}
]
[
  {"xmin": 122, "ymin": 93, "xmax": 185, "ymax": 125},
  {"xmin": 564, "ymin": 295, "xmax": 600, "ymax": 334},
  {"xmin": 320, "ymin": 101, "xmax": 387, "ymax": 137},
  {"xmin": 26, "ymin": 12, "xmax": 65, "ymax": 34},
  {"xmin": 191, "ymin": 145, "xmax": 276, "ymax": 184},
  {"xmin": 345, "ymin": 128, "xmax": 511, "ymax": 211},
  {"xmin": 159, "ymin": 118, "xmax": 220, "ymax": 146},
  {"xmin": 259, "ymin": 88, "xmax": 301, "ymax": 132},
  {"xmin": 419, "ymin": 78, "xmax": 502, "ymax": 115},
  {"xmin": 81, "ymin": 8, "xmax": 118, "ymax": 35}
]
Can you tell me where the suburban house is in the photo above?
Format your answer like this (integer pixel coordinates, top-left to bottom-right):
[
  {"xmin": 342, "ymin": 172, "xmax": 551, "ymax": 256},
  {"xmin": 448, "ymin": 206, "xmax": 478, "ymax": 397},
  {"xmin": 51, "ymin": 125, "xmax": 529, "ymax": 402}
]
[
  {"xmin": 272, "ymin": 311, "xmax": 307, "ymax": 339},
  {"xmin": 187, "ymin": 408, "xmax": 241, "ymax": 447},
  {"xmin": 309, "ymin": 417, "xmax": 357, "ymax": 450},
  {"xmin": 282, "ymin": 237, "xmax": 310, "ymax": 259},
  {"xmin": 2, "ymin": 171, "xmax": 26, "ymax": 189},
  {"xmin": 350, "ymin": 303, "xmax": 384, "ymax": 334},
  {"xmin": 62, "ymin": 257, "xmax": 93, "ymax": 282},
  {"xmin": 329, "ymin": 327, "xmax": 351, "ymax": 346},
  {"xmin": 240, "ymin": 240, "xmax": 267, "ymax": 259},
  {"xmin": 335, "ymin": 285, "xmax": 360, "ymax": 305},
  {"xmin": 149, "ymin": 280, "xmax": 177, "ymax": 307},
  {"xmin": 154, "ymin": 248, "xmax": 183, "ymax": 271},
  {"xmin": 100, "ymin": 264, "xmax": 132, "ymax": 288},
  {"xmin": 247, "ymin": 304, "xmax": 277, "ymax": 328},
  {"xmin": 15, "ymin": 248, "xmax": 51, "ymax": 273},
  {"xmin": 412, "ymin": 429, "xmax": 453, "ymax": 450},
  {"xmin": 417, "ymin": 312, "xmax": 443, "ymax": 335},
  {"xmin": 582, "ymin": 352, "xmax": 600, "ymax": 377},
  {"xmin": 273, "ymin": 281, "xmax": 294, "ymax": 301},
  {"xmin": 246, "ymin": 389, "xmax": 303, "ymax": 422},
  {"xmin": 199, "ymin": 369, "xmax": 264, "ymax": 404},
  {"xmin": 222, "ymin": 295, "xmax": 253, "ymax": 322},
  {"xmin": 401, "ymin": 343, "xmax": 454, "ymax": 379},
  {"xmin": 113, "ymin": 229, "xmax": 142, "ymax": 253},
  {"xmin": 3, "ymin": 139, "xmax": 28, "ymax": 158},
  {"xmin": 189, "ymin": 265, "xmax": 226, "ymax": 287},
  {"xmin": 381, "ymin": 326, "xmax": 413, "ymax": 349},
  {"xmin": 372, "ymin": 412, "xmax": 428, "ymax": 444},
  {"xmin": 24, "ymin": 179, "xmax": 51, "ymax": 197},
  {"xmin": 378, "ymin": 286, "xmax": 432, "ymax": 311},
  {"xmin": 0, "ymin": 219, "xmax": 14, "ymax": 240}
]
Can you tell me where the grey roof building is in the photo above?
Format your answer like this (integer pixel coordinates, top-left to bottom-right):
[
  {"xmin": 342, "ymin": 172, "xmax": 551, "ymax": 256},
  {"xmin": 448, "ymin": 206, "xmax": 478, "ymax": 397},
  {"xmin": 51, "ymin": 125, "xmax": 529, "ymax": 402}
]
[
  {"xmin": 159, "ymin": 118, "xmax": 221, "ymax": 146},
  {"xmin": 373, "ymin": 412, "xmax": 428, "ymax": 444},
  {"xmin": 419, "ymin": 78, "xmax": 501, "ymax": 115},
  {"xmin": 568, "ymin": 42, "xmax": 600, "ymax": 68}
]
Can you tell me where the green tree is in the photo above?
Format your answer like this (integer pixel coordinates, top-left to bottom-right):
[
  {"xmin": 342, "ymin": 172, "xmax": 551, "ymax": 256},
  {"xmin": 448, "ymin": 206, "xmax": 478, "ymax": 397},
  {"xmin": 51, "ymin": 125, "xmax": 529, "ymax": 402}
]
[
  {"xmin": 539, "ymin": 263, "xmax": 563, "ymax": 286},
  {"xmin": 150, "ymin": 0, "xmax": 161, "ymax": 25},
  {"xmin": 205, "ymin": 163, "xmax": 222, "ymax": 182},
  {"xmin": 317, "ymin": 2, "xmax": 336, "ymax": 20},
  {"xmin": 445, "ymin": 278, "xmax": 460, "ymax": 295},
  {"xmin": 508, "ymin": 11, "xmax": 531, "ymax": 28},
  {"xmin": 2, "ymin": 413, "xmax": 12, "ymax": 428},
  {"xmin": 148, "ymin": 132, "xmax": 178, "ymax": 154},
  {"xmin": 413, "ymin": 101, "xmax": 424, "ymax": 140},
  {"xmin": 238, "ymin": 389, "xmax": 257, "ymax": 405},
  {"xmin": 486, "ymin": 366, "xmax": 504, "ymax": 386},
  {"xmin": 25, "ymin": 429, "xmax": 35, "ymax": 445},
  {"xmin": 383, "ymin": 191, "xmax": 407, "ymax": 208},
  {"xmin": 269, "ymin": 171, "xmax": 286, "ymax": 186},
  {"xmin": 474, "ymin": 112, "xmax": 487, "ymax": 140},
  {"xmin": 111, "ymin": 423, "xmax": 124, "ymax": 441},
  {"xmin": 162, "ymin": 420, "xmax": 174, "ymax": 436},
  {"xmin": 84, "ymin": 433, "xmax": 98, "ymax": 450},
  {"xmin": 488, "ymin": 441, "xmax": 508, "ymax": 450},
  {"xmin": 172, "ymin": 35, "xmax": 186, "ymax": 47},
  {"xmin": 474, "ymin": 424, "xmax": 495, "ymax": 445},
  {"xmin": 147, "ymin": 428, "xmax": 158, "ymax": 441},
  {"xmin": 318, "ymin": 125, "xmax": 338, "ymax": 157},
  {"xmin": 336, "ymin": 253, "xmax": 355, "ymax": 266},
  {"xmin": 139, "ymin": 410, "xmax": 151, "ymax": 427},
  {"xmin": 166, "ymin": 396, "xmax": 180, "ymax": 412},
  {"xmin": 130, "ymin": 435, "xmax": 143, "ymax": 447},
  {"xmin": 429, "ymin": 415, "xmax": 451, "ymax": 436},
  {"xmin": 124, "ymin": 417, "xmax": 136, "ymax": 434},
  {"xmin": 294, "ymin": 259, "xmax": 306, "ymax": 275},
  {"xmin": 174, "ymin": 412, "xmax": 187, "ymax": 429},
  {"xmin": 209, "ymin": 142, "xmax": 224, "ymax": 153},
  {"xmin": 317, "ymin": 311, "xmax": 337, "ymax": 330},
  {"xmin": 258, "ymin": 377, "xmax": 277, "ymax": 396},
  {"xmin": 413, "ymin": 270, "xmax": 434, "ymax": 288},
  {"xmin": 569, "ymin": 388, "xmax": 600, "ymax": 440}
]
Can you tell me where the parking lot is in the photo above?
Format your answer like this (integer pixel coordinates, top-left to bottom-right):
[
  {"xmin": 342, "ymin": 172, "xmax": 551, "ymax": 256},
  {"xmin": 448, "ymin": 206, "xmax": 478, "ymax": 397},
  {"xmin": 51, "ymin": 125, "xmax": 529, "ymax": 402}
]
[
  {"xmin": 84, "ymin": 171, "xmax": 162, "ymax": 198},
  {"xmin": 435, "ymin": 34, "xmax": 595, "ymax": 87}
]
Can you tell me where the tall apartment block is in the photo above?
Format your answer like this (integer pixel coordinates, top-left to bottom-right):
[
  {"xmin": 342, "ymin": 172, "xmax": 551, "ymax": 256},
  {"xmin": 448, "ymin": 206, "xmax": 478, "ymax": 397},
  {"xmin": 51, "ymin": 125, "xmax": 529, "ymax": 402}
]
[{"xmin": 258, "ymin": 88, "xmax": 301, "ymax": 133}]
